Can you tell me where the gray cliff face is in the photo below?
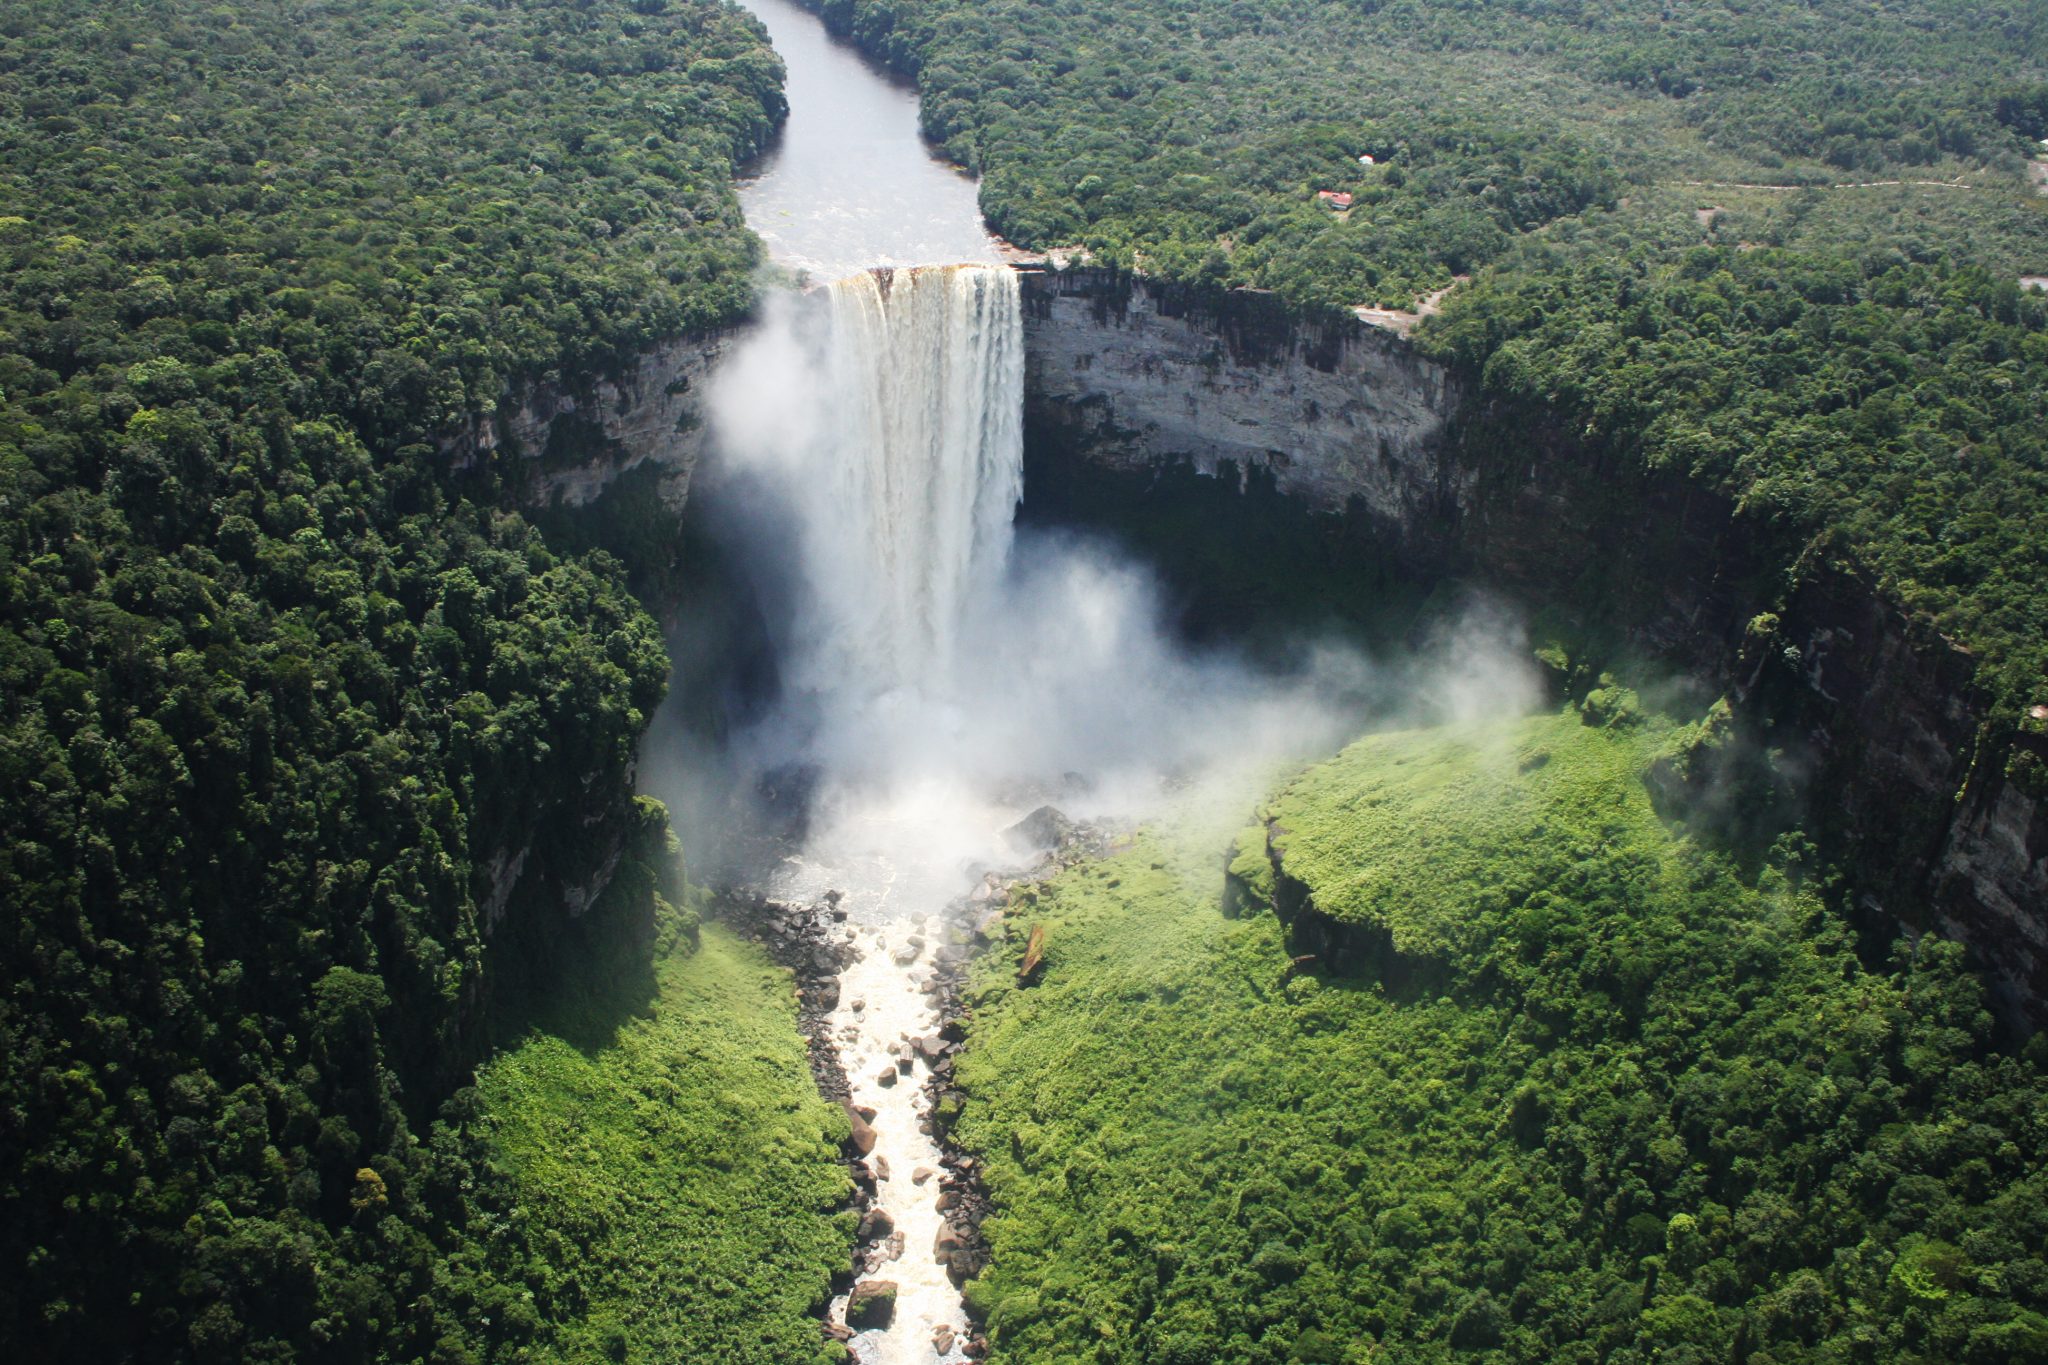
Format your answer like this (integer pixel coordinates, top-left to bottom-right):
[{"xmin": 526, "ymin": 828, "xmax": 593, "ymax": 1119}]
[
  {"xmin": 1019, "ymin": 266, "xmax": 2047, "ymax": 1029},
  {"xmin": 1021, "ymin": 269, "xmax": 1463, "ymax": 529},
  {"xmin": 1762, "ymin": 567, "xmax": 2047, "ymax": 1023},
  {"xmin": 1936, "ymin": 755, "xmax": 2048, "ymax": 1023},
  {"xmin": 444, "ymin": 332, "xmax": 729, "ymax": 509},
  {"xmin": 481, "ymin": 844, "xmax": 532, "ymax": 938}
]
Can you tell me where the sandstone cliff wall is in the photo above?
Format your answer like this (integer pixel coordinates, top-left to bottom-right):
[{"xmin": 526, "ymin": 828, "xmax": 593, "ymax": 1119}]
[
  {"xmin": 1021, "ymin": 268, "xmax": 1464, "ymax": 529},
  {"xmin": 442, "ymin": 332, "xmax": 731, "ymax": 510}
]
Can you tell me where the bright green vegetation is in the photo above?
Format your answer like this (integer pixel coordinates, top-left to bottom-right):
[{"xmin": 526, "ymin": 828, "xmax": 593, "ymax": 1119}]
[
  {"xmin": 477, "ymin": 924, "xmax": 852, "ymax": 1365},
  {"xmin": 955, "ymin": 708, "xmax": 2048, "ymax": 1364},
  {"xmin": 0, "ymin": 0, "xmax": 816, "ymax": 1357}
]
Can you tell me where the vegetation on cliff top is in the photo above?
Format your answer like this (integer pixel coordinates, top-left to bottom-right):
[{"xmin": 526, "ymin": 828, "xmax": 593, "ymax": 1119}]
[
  {"xmin": 955, "ymin": 708, "xmax": 2048, "ymax": 1364},
  {"xmin": 0, "ymin": 0, "xmax": 831, "ymax": 1357},
  {"xmin": 804, "ymin": 0, "xmax": 2045, "ymax": 298},
  {"xmin": 1430, "ymin": 236, "xmax": 2048, "ymax": 712}
]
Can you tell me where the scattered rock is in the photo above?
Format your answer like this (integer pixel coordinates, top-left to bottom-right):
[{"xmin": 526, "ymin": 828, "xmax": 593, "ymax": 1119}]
[
  {"xmin": 851, "ymin": 998, "xmax": 865, "ymax": 1014},
  {"xmin": 876, "ymin": 1068, "xmax": 897, "ymax": 1088},
  {"xmin": 810, "ymin": 978, "xmax": 840, "ymax": 1011},
  {"xmin": 916, "ymin": 1035, "xmax": 949, "ymax": 1060},
  {"xmin": 857, "ymin": 1208, "xmax": 895, "ymax": 1241},
  {"xmin": 912, "ymin": 1165, "xmax": 936, "ymax": 1186},
  {"xmin": 873, "ymin": 1155, "xmax": 890, "ymax": 1181},
  {"xmin": 846, "ymin": 1280, "xmax": 898, "ymax": 1329},
  {"xmin": 934, "ymin": 1324, "xmax": 956, "ymax": 1355},
  {"xmin": 891, "ymin": 942, "xmax": 922, "ymax": 967}
]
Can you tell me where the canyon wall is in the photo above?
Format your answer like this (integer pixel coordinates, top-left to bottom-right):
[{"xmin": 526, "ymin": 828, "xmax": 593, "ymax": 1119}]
[
  {"xmin": 421, "ymin": 334, "xmax": 732, "ymax": 1047},
  {"xmin": 442, "ymin": 332, "xmax": 732, "ymax": 510},
  {"xmin": 1020, "ymin": 265, "xmax": 2047, "ymax": 1030},
  {"xmin": 496, "ymin": 267, "xmax": 2044, "ymax": 1026},
  {"xmin": 1020, "ymin": 267, "xmax": 1464, "ymax": 530}
]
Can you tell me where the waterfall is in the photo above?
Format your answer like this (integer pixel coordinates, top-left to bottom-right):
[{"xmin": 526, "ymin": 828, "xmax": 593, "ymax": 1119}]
[
  {"xmin": 796, "ymin": 264, "xmax": 1023, "ymax": 698},
  {"xmin": 707, "ymin": 263, "xmax": 1027, "ymax": 1365}
]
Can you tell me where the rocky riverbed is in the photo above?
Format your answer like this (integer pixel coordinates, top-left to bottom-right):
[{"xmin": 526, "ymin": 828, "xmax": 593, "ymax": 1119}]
[{"xmin": 720, "ymin": 803, "xmax": 1110, "ymax": 1363}]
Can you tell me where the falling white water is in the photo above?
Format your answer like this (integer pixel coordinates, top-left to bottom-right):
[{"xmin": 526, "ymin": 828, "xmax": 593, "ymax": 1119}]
[
  {"xmin": 800, "ymin": 267, "xmax": 1016, "ymax": 1365},
  {"xmin": 796, "ymin": 265, "xmax": 1023, "ymax": 698}
]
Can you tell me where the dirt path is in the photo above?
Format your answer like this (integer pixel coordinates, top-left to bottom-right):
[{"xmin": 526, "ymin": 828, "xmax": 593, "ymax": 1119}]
[{"xmin": 1355, "ymin": 276, "xmax": 1466, "ymax": 336}]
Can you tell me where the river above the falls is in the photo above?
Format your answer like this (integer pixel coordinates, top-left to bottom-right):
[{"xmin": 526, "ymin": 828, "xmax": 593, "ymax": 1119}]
[{"xmin": 734, "ymin": 0, "xmax": 998, "ymax": 282}]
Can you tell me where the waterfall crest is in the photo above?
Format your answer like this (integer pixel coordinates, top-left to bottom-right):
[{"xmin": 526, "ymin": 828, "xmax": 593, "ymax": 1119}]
[{"xmin": 801, "ymin": 264, "xmax": 1023, "ymax": 697}]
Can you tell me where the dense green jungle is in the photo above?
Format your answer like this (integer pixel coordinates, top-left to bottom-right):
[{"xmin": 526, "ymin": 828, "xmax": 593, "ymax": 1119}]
[{"xmin": 2, "ymin": 0, "xmax": 2046, "ymax": 1363}]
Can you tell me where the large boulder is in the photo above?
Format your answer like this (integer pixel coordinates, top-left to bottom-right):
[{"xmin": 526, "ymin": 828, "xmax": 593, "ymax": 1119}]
[
  {"xmin": 846, "ymin": 1280, "xmax": 898, "ymax": 1329},
  {"xmin": 842, "ymin": 1101, "xmax": 877, "ymax": 1157},
  {"xmin": 1003, "ymin": 805, "xmax": 1075, "ymax": 853}
]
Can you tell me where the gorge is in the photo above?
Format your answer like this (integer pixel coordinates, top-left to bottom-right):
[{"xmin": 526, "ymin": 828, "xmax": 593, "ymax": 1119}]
[
  {"xmin": 7, "ymin": 0, "xmax": 2046, "ymax": 1361},
  {"xmin": 479, "ymin": 9, "xmax": 2047, "ymax": 1356},
  {"xmin": 520, "ymin": 5, "xmax": 2045, "ymax": 1358}
]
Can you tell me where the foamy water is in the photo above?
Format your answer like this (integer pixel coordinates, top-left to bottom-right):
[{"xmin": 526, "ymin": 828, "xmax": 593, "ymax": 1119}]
[
  {"xmin": 775, "ymin": 782, "xmax": 1023, "ymax": 1365},
  {"xmin": 829, "ymin": 919, "xmax": 963, "ymax": 1363}
]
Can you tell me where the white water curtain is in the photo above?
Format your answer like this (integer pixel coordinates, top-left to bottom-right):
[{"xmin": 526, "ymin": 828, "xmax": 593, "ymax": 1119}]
[{"xmin": 798, "ymin": 265, "xmax": 1024, "ymax": 697}]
